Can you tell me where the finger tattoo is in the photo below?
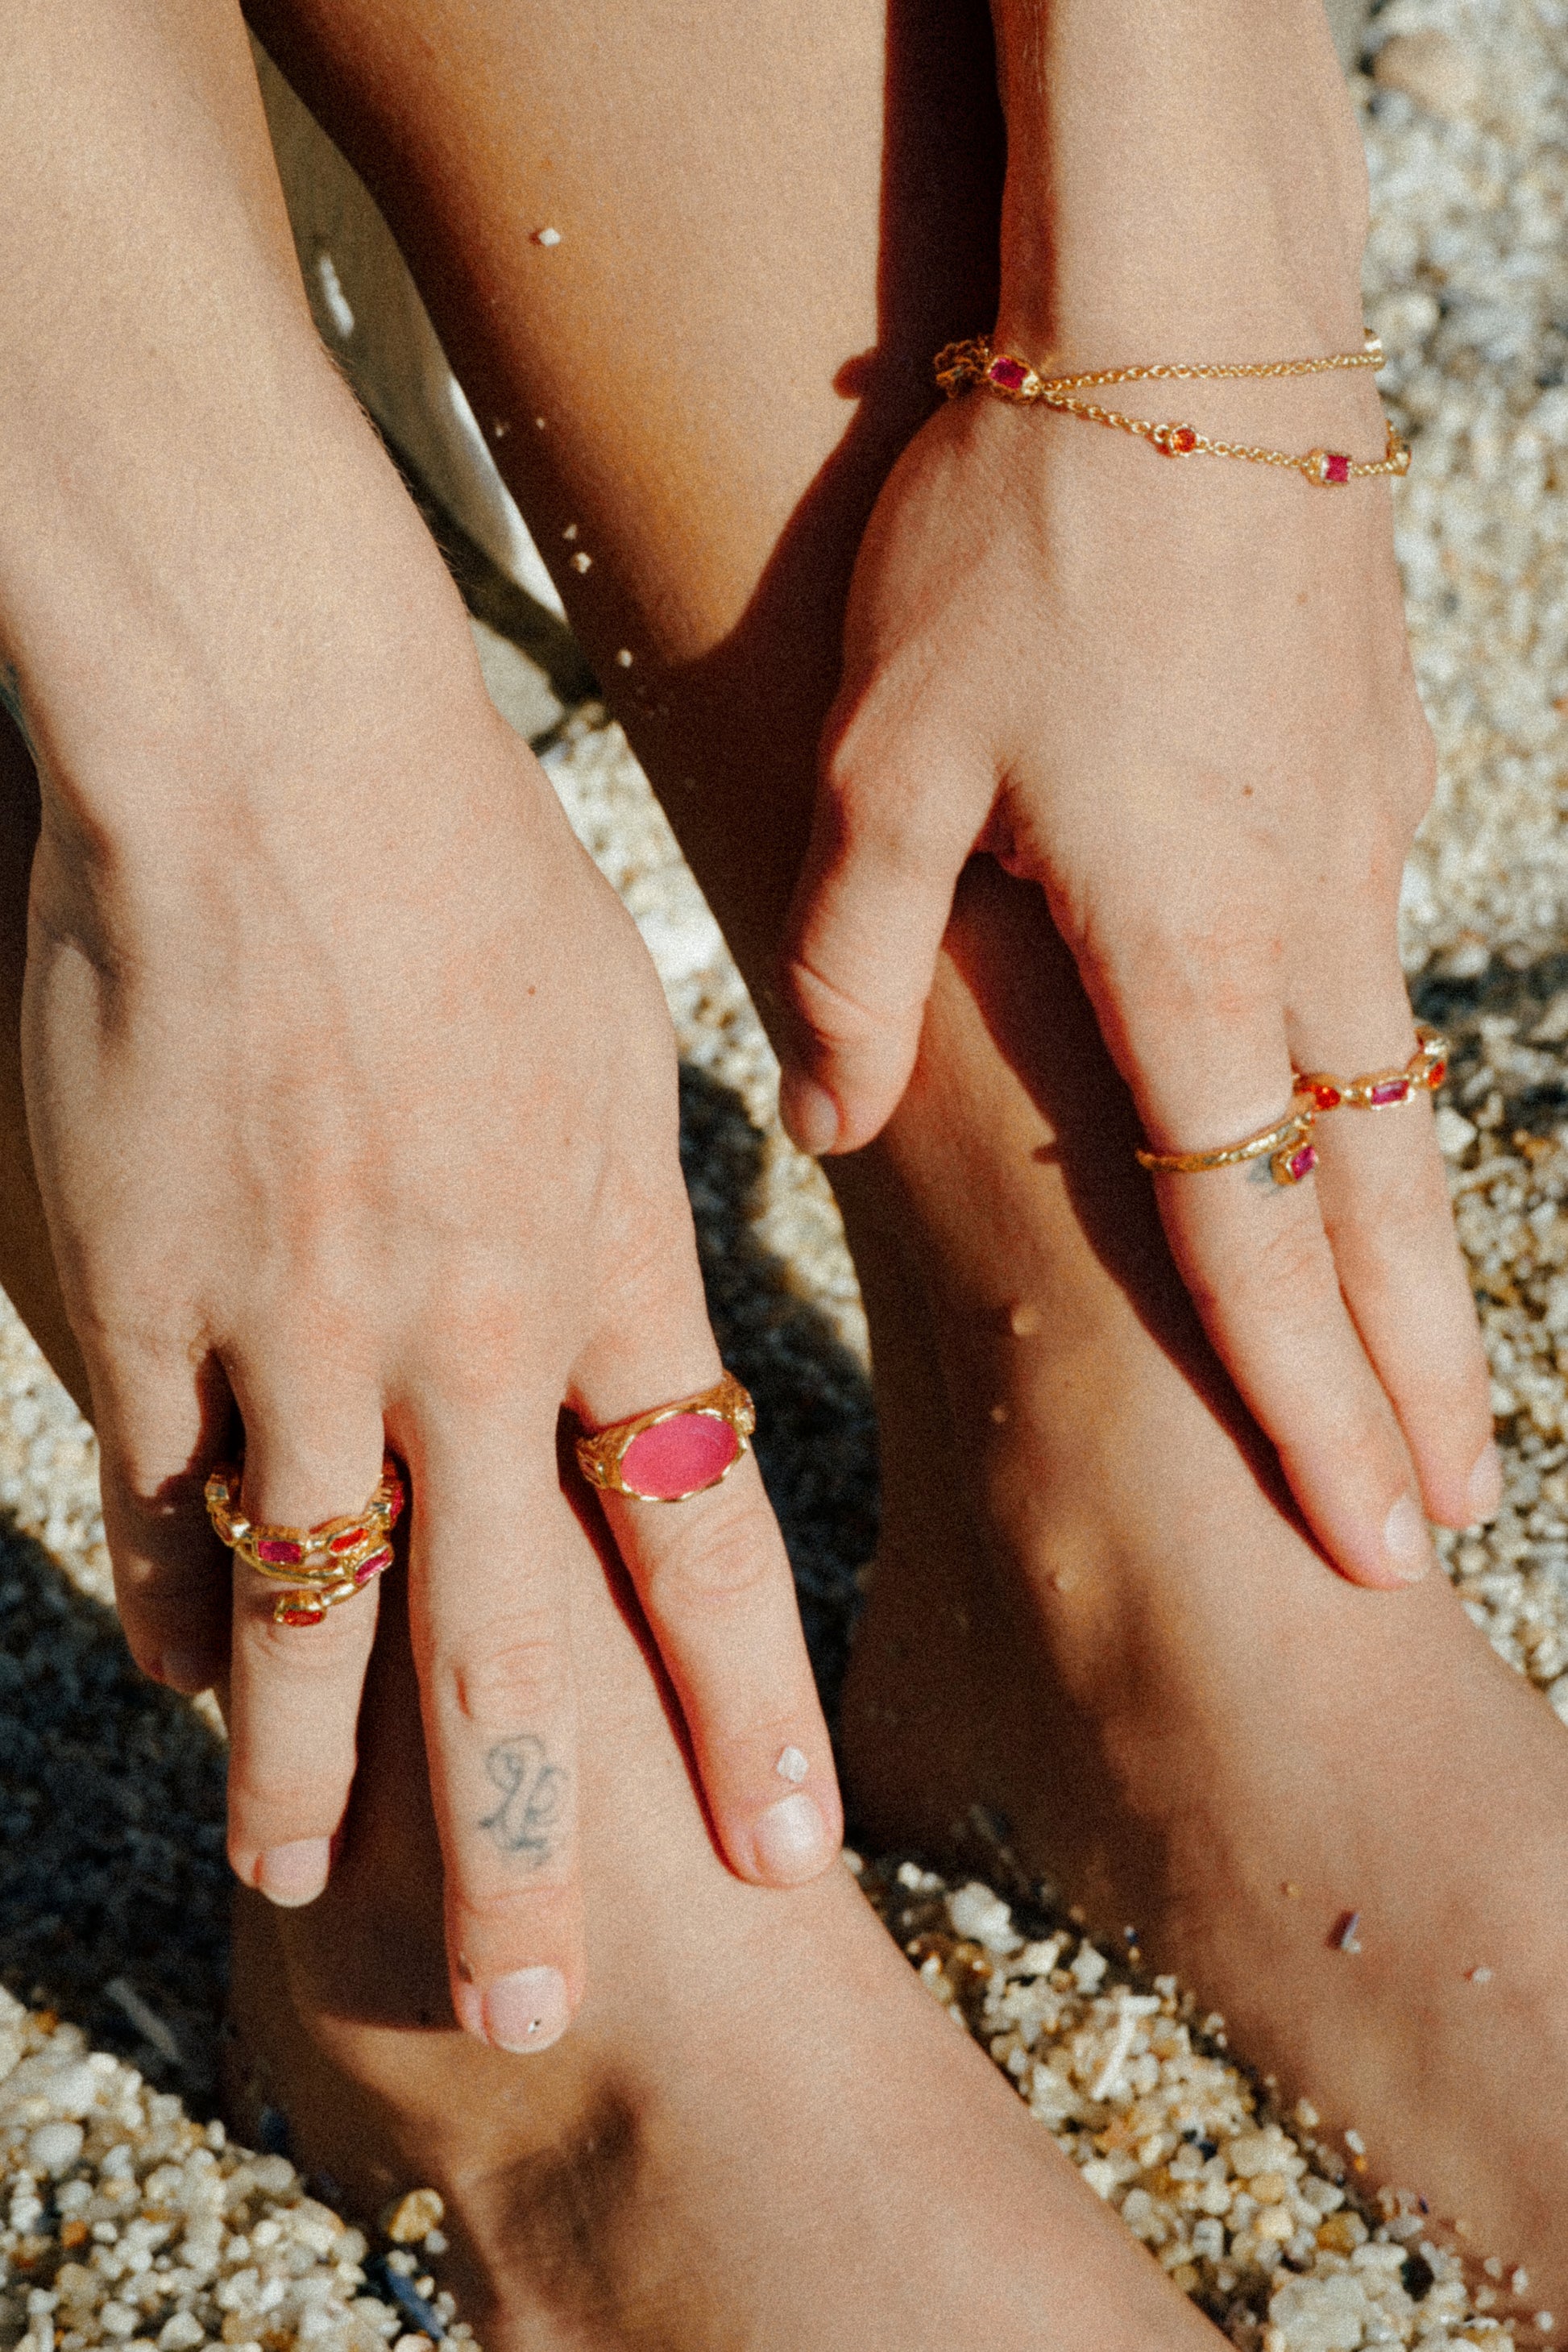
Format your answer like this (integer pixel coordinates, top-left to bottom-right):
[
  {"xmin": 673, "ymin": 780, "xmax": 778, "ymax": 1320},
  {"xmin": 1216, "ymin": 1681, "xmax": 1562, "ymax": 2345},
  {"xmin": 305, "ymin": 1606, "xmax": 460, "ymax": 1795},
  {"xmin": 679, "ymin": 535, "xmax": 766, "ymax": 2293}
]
[{"xmin": 479, "ymin": 1735, "xmax": 569, "ymax": 1868}]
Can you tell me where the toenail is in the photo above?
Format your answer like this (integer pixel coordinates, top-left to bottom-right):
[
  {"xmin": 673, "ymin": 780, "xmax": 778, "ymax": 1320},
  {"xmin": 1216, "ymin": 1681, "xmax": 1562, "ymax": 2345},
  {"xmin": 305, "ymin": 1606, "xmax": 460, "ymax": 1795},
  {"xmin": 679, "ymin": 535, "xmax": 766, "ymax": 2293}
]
[
  {"xmin": 753, "ymin": 1792, "xmax": 832, "ymax": 1882},
  {"xmin": 255, "ymin": 1839, "xmax": 332, "ymax": 1907},
  {"xmin": 481, "ymin": 1967, "xmax": 570, "ymax": 2055},
  {"xmin": 1382, "ymin": 1493, "xmax": 1432, "ymax": 1581},
  {"xmin": 1466, "ymin": 1439, "xmax": 1504, "ymax": 1524}
]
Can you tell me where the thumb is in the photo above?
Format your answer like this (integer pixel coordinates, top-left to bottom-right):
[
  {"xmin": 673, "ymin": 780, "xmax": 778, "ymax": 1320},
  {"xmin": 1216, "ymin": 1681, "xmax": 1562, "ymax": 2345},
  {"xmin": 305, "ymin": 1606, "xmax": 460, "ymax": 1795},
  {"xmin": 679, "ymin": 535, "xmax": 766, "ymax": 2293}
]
[{"xmin": 778, "ymin": 740, "xmax": 987, "ymax": 1153}]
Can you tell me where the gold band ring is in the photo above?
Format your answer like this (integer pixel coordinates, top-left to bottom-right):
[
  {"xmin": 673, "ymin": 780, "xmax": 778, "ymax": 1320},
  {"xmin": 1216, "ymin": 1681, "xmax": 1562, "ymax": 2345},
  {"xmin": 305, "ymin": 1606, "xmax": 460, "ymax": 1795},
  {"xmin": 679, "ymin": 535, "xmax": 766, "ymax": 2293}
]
[
  {"xmin": 1136, "ymin": 1097, "xmax": 1319, "ymax": 1186},
  {"xmin": 575, "ymin": 1371, "xmax": 756, "ymax": 1503},
  {"xmin": 205, "ymin": 1455, "xmax": 405, "ymax": 1628},
  {"xmin": 1295, "ymin": 1024, "xmax": 1449, "ymax": 1113}
]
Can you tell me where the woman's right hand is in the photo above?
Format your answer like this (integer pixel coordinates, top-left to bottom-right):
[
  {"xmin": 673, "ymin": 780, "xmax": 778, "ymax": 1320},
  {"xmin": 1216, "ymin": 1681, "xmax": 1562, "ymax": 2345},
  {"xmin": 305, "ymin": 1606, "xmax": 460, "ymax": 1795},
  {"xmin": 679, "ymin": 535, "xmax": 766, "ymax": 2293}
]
[{"xmin": 22, "ymin": 669, "xmax": 840, "ymax": 2053}]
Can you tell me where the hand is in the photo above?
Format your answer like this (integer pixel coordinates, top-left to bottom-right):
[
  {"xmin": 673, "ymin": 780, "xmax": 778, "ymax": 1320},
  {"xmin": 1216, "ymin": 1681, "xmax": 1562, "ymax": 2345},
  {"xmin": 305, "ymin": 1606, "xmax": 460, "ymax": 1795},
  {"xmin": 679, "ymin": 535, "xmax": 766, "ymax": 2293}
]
[
  {"xmin": 778, "ymin": 383, "xmax": 1498, "ymax": 1587},
  {"xmin": 23, "ymin": 684, "xmax": 840, "ymax": 2049}
]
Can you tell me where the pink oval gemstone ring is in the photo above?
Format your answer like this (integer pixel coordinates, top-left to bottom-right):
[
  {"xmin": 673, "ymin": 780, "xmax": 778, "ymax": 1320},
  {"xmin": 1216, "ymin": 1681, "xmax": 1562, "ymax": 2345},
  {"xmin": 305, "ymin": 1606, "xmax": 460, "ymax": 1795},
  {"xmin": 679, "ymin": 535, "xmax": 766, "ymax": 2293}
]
[{"xmin": 575, "ymin": 1371, "xmax": 757, "ymax": 1504}]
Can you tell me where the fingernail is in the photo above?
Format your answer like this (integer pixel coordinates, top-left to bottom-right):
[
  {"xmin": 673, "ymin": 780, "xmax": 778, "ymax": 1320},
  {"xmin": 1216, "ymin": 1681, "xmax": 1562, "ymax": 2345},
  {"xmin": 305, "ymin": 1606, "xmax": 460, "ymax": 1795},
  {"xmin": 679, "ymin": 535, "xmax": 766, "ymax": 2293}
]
[
  {"xmin": 1466, "ymin": 1440, "xmax": 1503, "ymax": 1525},
  {"xmin": 163, "ymin": 1649, "xmax": 217, "ymax": 1695},
  {"xmin": 255, "ymin": 1838, "xmax": 332, "ymax": 1907},
  {"xmin": 1383, "ymin": 1492, "xmax": 1433, "ymax": 1583},
  {"xmin": 781, "ymin": 1073, "xmax": 840, "ymax": 1157},
  {"xmin": 753, "ymin": 1791, "xmax": 833, "ymax": 1883},
  {"xmin": 481, "ymin": 1967, "xmax": 570, "ymax": 2055}
]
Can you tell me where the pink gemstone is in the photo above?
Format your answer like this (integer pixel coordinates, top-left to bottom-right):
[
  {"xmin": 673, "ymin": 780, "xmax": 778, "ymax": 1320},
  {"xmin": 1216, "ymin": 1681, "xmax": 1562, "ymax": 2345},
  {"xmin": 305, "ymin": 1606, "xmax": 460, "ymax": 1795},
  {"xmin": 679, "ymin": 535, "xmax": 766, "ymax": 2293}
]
[
  {"xmin": 256, "ymin": 1538, "xmax": 305, "ymax": 1566},
  {"xmin": 330, "ymin": 1525, "xmax": 368, "ymax": 1553},
  {"xmin": 280, "ymin": 1602, "xmax": 324, "ymax": 1628},
  {"xmin": 353, "ymin": 1547, "xmax": 394, "ymax": 1587},
  {"xmin": 1325, "ymin": 451, "xmax": 1350, "ymax": 484},
  {"xmin": 619, "ymin": 1412, "xmax": 740, "ymax": 1501},
  {"xmin": 1286, "ymin": 1144, "xmax": 1318, "ymax": 1182},
  {"xmin": 987, "ymin": 355, "xmax": 1030, "ymax": 393},
  {"xmin": 1369, "ymin": 1078, "xmax": 1409, "ymax": 1105}
]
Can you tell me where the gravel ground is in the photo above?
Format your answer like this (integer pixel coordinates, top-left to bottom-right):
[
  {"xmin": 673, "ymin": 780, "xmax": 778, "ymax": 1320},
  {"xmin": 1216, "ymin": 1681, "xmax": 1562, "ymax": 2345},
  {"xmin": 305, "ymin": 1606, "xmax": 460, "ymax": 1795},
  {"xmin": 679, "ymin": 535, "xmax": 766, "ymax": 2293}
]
[{"xmin": 3, "ymin": 2, "xmax": 1567, "ymax": 2346}]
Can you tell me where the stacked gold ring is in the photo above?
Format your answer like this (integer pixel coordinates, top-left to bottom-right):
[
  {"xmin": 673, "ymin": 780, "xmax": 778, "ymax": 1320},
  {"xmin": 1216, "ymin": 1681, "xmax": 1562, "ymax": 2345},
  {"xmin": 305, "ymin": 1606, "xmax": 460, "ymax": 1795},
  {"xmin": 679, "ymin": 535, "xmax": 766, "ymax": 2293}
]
[
  {"xmin": 1135, "ymin": 1028, "xmax": 1450, "ymax": 1188},
  {"xmin": 205, "ymin": 1456, "xmax": 405, "ymax": 1627},
  {"xmin": 1295, "ymin": 1024, "xmax": 1448, "ymax": 1113}
]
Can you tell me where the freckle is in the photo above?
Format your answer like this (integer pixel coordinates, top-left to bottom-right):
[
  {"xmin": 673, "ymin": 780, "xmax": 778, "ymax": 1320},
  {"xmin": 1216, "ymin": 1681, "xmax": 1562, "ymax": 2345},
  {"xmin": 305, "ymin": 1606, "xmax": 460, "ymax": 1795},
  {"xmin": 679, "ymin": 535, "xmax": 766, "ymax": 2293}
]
[
  {"xmin": 1009, "ymin": 1300, "xmax": 1042, "ymax": 1338},
  {"xmin": 562, "ymin": 523, "xmax": 579, "ymax": 540},
  {"xmin": 615, "ymin": 648, "xmax": 634, "ymax": 668},
  {"xmin": 532, "ymin": 226, "xmax": 562, "ymax": 247},
  {"xmin": 1281, "ymin": 1880, "xmax": 1301, "ymax": 1898},
  {"xmin": 570, "ymin": 551, "xmax": 592, "ymax": 573},
  {"xmin": 1049, "ymin": 1569, "xmax": 1077, "ymax": 1594},
  {"xmin": 989, "ymin": 1403, "xmax": 1009, "ymax": 1425}
]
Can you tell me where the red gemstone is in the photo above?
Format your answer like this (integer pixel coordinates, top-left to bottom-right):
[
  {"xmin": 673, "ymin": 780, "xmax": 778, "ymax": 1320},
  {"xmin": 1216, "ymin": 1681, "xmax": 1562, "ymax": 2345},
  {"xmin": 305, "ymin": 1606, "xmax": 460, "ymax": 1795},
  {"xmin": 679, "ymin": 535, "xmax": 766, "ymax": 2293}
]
[
  {"xmin": 280, "ymin": 1602, "xmax": 325, "ymax": 1627},
  {"xmin": 1428, "ymin": 1060, "xmax": 1446, "ymax": 1085},
  {"xmin": 1310, "ymin": 1082, "xmax": 1342, "ymax": 1111},
  {"xmin": 1286, "ymin": 1144, "xmax": 1319, "ymax": 1182},
  {"xmin": 330, "ymin": 1526, "xmax": 368, "ymax": 1553},
  {"xmin": 619, "ymin": 1412, "xmax": 740, "ymax": 1501},
  {"xmin": 256, "ymin": 1538, "xmax": 305, "ymax": 1566},
  {"xmin": 987, "ymin": 355, "xmax": 1030, "ymax": 393},
  {"xmin": 354, "ymin": 1547, "xmax": 394, "ymax": 1587},
  {"xmin": 384, "ymin": 1477, "xmax": 405, "ymax": 1525},
  {"xmin": 1369, "ymin": 1077, "xmax": 1409, "ymax": 1105},
  {"xmin": 1325, "ymin": 452, "xmax": 1350, "ymax": 484},
  {"xmin": 1166, "ymin": 424, "xmax": 1199, "ymax": 455}
]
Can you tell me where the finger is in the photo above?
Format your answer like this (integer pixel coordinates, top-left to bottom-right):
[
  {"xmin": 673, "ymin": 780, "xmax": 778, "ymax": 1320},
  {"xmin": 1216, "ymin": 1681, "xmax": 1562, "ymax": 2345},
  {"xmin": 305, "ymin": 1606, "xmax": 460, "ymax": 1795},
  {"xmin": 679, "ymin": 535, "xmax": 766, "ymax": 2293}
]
[
  {"xmin": 1291, "ymin": 985, "xmax": 1498, "ymax": 1531},
  {"xmin": 222, "ymin": 1383, "xmax": 389, "ymax": 1910},
  {"xmin": 1107, "ymin": 964, "xmax": 1434, "ymax": 1589},
  {"xmin": 411, "ymin": 1415, "xmax": 583, "ymax": 2056},
  {"xmin": 571, "ymin": 1271, "xmax": 841, "ymax": 1891},
  {"xmin": 93, "ymin": 1350, "xmax": 234, "ymax": 1695},
  {"xmin": 778, "ymin": 720, "xmax": 989, "ymax": 1155}
]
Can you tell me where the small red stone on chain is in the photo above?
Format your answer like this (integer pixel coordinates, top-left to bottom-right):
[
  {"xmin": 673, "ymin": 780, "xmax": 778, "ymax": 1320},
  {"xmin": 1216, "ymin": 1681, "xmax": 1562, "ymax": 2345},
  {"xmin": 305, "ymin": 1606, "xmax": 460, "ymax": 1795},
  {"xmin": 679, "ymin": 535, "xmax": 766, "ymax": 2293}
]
[
  {"xmin": 1165, "ymin": 424, "xmax": 1199, "ymax": 455},
  {"xmin": 1309, "ymin": 1081, "xmax": 1342, "ymax": 1111},
  {"xmin": 1369, "ymin": 1077, "xmax": 1410, "ymax": 1105},
  {"xmin": 1324, "ymin": 451, "xmax": 1351, "ymax": 484},
  {"xmin": 1285, "ymin": 1144, "xmax": 1319, "ymax": 1183},
  {"xmin": 987, "ymin": 355, "xmax": 1031, "ymax": 394}
]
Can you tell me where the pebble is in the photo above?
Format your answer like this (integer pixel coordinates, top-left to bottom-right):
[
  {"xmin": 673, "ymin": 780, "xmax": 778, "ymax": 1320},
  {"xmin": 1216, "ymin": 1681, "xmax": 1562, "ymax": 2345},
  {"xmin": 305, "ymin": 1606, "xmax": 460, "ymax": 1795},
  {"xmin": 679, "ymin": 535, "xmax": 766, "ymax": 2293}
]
[{"xmin": 384, "ymin": 2192, "xmax": 444, "ymax": 2247}]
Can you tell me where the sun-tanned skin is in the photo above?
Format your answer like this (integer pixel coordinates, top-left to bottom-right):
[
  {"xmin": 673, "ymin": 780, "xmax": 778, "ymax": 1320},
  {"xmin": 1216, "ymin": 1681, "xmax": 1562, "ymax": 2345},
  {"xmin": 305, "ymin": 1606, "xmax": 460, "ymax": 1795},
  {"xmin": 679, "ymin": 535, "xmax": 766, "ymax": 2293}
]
[{"xmin": 1, "ymin": 0, "xmax": 1563, "ymax": 2335}]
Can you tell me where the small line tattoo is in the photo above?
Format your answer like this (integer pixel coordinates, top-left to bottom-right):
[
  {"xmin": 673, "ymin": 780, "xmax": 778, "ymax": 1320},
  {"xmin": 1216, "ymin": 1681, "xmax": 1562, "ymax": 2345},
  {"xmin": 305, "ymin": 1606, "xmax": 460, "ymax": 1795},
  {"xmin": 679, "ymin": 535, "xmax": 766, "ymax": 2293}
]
[{"xmin": 479, "ymin": 1735, "xmax": 568, "ymax": 1869}]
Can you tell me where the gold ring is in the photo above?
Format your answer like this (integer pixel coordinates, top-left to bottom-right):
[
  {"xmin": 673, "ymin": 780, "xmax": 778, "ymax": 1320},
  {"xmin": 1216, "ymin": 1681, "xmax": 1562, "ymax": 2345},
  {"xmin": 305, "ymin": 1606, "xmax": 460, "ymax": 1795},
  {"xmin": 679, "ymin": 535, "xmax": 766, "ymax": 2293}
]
[
  {"xmin": 205, "ymin": 1455, "xmax": 405, "ymax": 1628},
  {"xmin": 1136, "ymin": 1097, "xmax": 1319, "ymax": 1186},
  {"xmin": 1296, "ymin": 1024, "xmax": 1449, "ymax": 1113},
  {"xmin": 575, "ymin": 1371, "xmax": 756, "ymax": 1503}
]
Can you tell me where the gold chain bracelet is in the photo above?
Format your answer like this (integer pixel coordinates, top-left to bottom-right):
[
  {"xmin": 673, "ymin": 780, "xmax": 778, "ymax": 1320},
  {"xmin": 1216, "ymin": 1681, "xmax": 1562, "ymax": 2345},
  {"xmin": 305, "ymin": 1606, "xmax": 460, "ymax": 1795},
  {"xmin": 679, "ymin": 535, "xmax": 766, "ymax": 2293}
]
[{"xmin": 935, "ymin": 332, "xmax": 1411, "ymax": 487}]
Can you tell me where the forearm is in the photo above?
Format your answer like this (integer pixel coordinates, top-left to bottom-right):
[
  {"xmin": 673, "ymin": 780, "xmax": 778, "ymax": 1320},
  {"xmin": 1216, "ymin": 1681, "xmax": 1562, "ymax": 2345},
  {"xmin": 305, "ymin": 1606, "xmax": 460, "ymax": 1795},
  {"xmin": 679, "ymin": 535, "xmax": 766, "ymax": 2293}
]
[
  {"xmin": 989, "ymin": 0, "xmax": 1370, "ymax": 362},
  {"xmin": 0, "ymin": 0, "xmax": 474, "ymax": 837}
]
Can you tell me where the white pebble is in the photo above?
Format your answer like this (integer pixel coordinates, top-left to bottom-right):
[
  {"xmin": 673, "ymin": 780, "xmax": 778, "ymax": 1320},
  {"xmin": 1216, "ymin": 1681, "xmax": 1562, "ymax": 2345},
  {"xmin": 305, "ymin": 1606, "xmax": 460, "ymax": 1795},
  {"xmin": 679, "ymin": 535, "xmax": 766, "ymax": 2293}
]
[{"xmin": 26, "ymin": 2122, "xmax": 83, "ymax": 2176}]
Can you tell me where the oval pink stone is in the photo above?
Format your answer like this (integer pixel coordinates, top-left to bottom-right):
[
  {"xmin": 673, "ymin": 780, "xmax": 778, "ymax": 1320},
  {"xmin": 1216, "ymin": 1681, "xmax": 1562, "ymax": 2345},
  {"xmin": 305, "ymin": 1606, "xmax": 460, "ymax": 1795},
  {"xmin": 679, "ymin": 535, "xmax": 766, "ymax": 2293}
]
[
  {"xmin": 619, "ymin": 1412, "xmax": 740, "ymax": 1500},
  {"xmin": 256, "ymin": 1537, "xmax": 304, "ymax": 1566},
  {"xmin": 1369, "ymin": 1077, "xmax": 1410, "ymax": 1105}
]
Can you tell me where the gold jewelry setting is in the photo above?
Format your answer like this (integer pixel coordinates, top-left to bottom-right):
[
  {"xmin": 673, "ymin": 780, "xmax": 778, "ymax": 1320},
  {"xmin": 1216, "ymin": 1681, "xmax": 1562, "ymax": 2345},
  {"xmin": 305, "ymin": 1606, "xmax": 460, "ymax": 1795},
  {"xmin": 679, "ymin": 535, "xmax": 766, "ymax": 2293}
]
[
  {"xmin": 575, "ymin": 1371, "xmax": 757, "ymax": 1504},
  {"xmin": 205, "ymin": 1456, "xmax": 405, "ymax": 1628},
  {"xmin": 1137, "ymin": 1097, "xmax": 1321, "ymax": 1187},
  {"xmin": 1296, "ymin": 1024, "xmax": 1449, "ymax": 1112},
  {"xmin": 935, "ymin": 332, "xmax": 1412, "ymax": 487}
]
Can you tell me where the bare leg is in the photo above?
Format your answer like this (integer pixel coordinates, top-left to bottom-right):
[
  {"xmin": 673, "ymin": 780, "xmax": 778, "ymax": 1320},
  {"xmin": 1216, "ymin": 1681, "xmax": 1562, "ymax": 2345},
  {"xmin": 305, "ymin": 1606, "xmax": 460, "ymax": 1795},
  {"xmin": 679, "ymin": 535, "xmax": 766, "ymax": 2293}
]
[{"xmin": 235, "ymin": 0, "xmax": 1568, "ymax": 2295}]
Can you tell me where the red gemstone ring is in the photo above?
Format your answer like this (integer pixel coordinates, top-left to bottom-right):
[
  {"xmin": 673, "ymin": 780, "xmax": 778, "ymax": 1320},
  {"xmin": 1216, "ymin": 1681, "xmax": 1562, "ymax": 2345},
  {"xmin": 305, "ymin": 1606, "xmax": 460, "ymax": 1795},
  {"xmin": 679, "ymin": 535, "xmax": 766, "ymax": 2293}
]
[
  {"xmin": 205, "ymin": 1455, "xmax": 404, "ymax": 1628},
  {"xmin": 1295, "ymin": 1025, "xmax": 1449, "ymax": 1115},
  {"xmin": 575, "ymin": 1371, "xmax": 757, "ymax": 1504}
]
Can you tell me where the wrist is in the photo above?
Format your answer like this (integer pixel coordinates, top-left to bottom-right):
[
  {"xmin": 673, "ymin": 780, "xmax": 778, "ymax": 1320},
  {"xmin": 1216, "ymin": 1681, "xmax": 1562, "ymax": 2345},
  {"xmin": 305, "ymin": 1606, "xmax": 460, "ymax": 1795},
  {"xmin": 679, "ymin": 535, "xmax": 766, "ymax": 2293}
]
[{"xmin": 990, "ymin": 0, "xmax": 1370, "ymax": 367}]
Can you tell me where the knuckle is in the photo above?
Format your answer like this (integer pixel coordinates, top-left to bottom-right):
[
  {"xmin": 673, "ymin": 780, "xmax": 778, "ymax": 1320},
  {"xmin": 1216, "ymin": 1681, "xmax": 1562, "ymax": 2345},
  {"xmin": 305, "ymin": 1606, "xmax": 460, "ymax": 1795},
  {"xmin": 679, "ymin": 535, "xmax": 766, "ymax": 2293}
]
[
  {"xmin": 450, "ymin": 1622, "xmax": 569, "ymax": 1730},
  {"xmin": 645, "ymin": 1496, "xmax": 781, "ymax": 1615}
]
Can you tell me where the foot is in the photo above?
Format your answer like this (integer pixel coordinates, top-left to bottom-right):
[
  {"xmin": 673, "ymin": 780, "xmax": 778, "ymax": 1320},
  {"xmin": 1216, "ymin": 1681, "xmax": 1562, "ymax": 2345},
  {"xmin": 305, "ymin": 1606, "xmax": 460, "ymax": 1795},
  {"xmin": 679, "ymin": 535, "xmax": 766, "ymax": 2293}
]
[
  {"xmin": 839, "ymin": 869, "xmax": 1568, "ymax": 2310},
  {"xmin": 225, "ymin": 1490, "xmax": 1218, "ymax": 2351}
]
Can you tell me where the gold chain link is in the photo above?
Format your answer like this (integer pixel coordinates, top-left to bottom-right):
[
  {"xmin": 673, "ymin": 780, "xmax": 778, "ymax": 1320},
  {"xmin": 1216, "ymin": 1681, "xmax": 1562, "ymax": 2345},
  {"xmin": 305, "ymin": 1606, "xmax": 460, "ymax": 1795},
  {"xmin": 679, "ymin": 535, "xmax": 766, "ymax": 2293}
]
[{"xmin": 934, "ymin": 333, "xmax": 1412, "ymax": 485}]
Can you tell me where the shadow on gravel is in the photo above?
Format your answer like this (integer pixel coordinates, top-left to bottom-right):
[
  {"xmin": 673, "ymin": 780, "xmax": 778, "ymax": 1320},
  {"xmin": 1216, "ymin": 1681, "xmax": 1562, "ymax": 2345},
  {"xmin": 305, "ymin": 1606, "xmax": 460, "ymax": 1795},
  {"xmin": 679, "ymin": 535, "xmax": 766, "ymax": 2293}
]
[{"xmin": 0, "ymin": 1518, "xmax": 230, "ymax": 2109}]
